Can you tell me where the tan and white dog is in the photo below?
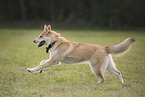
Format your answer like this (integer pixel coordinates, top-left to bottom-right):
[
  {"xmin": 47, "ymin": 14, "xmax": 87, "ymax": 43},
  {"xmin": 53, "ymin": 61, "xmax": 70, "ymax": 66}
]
[{"xmin": 27, "ymin": 25, "xmax": 135, "ymax": 84}]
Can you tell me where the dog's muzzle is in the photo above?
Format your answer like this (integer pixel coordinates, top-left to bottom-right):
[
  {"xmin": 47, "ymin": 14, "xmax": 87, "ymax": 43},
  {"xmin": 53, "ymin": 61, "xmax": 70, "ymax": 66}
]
[
  {"xmin": 33, "ymin": 40, "xmax": 46, "ymax": 47},
  {"xmin": 38, "ymin": 40, "xmax": 46, "ymax": 47}
]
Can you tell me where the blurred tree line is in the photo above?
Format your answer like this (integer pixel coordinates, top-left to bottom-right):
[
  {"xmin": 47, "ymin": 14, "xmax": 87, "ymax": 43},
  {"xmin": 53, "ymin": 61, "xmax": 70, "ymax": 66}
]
[{"xmin": 0, "ymin": 0, "xmax": 145, "ymax": 28}]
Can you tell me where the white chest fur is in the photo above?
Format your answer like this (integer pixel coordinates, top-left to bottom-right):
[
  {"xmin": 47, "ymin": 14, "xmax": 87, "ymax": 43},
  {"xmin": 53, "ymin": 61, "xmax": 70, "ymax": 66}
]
[{"xmin": 50, "ymin": 50, "xmax": 58, "ymax": 58}]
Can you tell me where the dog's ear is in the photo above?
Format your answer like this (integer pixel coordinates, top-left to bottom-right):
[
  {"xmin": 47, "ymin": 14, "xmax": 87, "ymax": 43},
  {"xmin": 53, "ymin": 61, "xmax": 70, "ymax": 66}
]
[
  {"xmin": 44, "ymin": 24, "xmax": 48, "ymax": 32},
  {"xmin": 48, "ymin": 25, "xmax": 51, "ymax": 31}
]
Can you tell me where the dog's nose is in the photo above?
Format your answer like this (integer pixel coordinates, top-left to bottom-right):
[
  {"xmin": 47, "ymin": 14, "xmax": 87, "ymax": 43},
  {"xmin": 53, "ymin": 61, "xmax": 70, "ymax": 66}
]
[{"xmin": 33, "ymin": 40, "xmax": 36, "ymax": 43}]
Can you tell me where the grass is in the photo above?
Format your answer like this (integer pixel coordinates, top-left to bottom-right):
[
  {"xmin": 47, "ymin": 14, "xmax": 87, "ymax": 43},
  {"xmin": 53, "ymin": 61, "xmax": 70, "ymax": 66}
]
[{"xmin": 0, "ymin": 28, "xmax": 144, "ymax": 97}]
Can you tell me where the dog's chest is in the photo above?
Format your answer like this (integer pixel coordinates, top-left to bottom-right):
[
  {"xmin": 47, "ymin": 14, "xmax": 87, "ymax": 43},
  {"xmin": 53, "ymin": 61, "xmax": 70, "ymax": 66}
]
[{"xmin": 50, "ymin": 50, "xmax": 57, "ymax": 58}]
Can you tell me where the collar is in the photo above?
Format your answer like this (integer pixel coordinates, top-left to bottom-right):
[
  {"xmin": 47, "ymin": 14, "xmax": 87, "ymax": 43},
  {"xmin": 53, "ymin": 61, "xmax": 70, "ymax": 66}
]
[{"xmin": 46, "ymin": 41, "xmax": 57, "ymax": 53}]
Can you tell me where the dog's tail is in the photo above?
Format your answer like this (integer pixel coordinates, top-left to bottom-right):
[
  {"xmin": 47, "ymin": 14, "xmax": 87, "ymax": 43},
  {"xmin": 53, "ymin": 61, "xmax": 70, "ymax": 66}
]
[{"xmin": 105, "ymin": 37, "xmax": 135, "ymax": 56}]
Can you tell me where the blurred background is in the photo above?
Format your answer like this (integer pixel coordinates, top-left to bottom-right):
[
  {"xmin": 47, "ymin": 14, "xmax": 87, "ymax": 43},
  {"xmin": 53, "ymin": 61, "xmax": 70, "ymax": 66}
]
[
  {"xmin": 0, "ymin": 1, "xmax": 145, "ymax": 96},
  {"xmin": 0, "ymin": 0, "xmax": 145, "ymax": 29}
]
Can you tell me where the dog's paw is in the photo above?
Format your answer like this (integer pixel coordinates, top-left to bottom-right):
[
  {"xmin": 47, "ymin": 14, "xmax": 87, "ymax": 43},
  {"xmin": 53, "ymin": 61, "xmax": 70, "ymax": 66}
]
[
  {"xmin": 97, "ymin": 79, "xmax": 105, "ymax": 84},
  {"xmin": 27, "ymin": 68, "xmax": 32, "ymax": 72},
  {"xmin": 121, "ymin": 80, "xmax": 124, "ymax": 84},
  {"xmin": 39, "ymin": 70, "xmax": 43, "ymax": 73}
]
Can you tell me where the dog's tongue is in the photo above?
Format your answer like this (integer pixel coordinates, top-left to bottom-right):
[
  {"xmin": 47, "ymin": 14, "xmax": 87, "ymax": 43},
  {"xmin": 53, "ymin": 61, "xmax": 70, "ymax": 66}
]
[{"xmin": 38, "ymin": 40, "xmax": 45, "ymax": 47}]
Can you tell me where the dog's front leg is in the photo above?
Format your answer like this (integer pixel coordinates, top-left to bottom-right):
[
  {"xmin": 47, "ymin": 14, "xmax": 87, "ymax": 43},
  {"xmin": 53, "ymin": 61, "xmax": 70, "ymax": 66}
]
[
  {"xmin": 38, "ymin": 59, "xmax": 50, "ymax": 73},
  {"xmin": 27, "ymin": 59, "xmax": 57, "ymax": 72}
]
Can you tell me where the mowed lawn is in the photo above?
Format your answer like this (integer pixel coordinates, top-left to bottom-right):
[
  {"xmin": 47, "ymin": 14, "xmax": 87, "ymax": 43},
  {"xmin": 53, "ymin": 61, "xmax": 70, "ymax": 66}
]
[{"xmin": 0, "ymin": 28, "xmax": 144, "ymax": 97}]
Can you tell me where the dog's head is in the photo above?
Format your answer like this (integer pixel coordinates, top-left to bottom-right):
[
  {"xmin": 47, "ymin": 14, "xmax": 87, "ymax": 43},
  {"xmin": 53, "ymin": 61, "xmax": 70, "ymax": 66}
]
[{"xmin": 33, "ymin": 25, "xmax": 61, "ymax": 47}]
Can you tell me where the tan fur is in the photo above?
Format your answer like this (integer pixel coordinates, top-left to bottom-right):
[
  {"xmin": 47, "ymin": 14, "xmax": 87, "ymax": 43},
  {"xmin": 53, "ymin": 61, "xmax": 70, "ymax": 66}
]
[
  {"xmin": 27, "ymin": 25, "xmax": 135, "ymax": 84},
  {"xmin": 106, "ymin": 37, "xmax": 135, "ymax": 55}
]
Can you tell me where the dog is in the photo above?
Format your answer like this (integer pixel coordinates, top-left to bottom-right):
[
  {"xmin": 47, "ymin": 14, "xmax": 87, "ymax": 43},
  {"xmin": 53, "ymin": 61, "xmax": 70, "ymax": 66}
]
[{"xmin": 27, "ymin": 25, "xmax": 135, "ymax": 84}]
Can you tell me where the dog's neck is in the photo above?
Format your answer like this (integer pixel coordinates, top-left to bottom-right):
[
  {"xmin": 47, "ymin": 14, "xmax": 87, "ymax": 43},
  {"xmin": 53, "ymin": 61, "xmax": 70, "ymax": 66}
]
[
  {"xmin": 46, "ymin": 41, "xmax": 57, "ymax": 53},
  {"xmin": 46, "ymin": 37, "xmax": 60, "ymax": 53}
]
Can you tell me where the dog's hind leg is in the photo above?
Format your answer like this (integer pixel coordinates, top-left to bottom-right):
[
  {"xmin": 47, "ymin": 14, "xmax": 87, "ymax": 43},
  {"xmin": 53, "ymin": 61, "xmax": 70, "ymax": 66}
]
[
  {"xmin": 90, "ymin": 65, "xmax": 105, "ymax": 83},
  {"xmin": 107, "ymin": 54, "xmax": 124, "ymax": 84},
  {"xmin": 90, "ymin": 55, "xmax": 109, "ymax": 83},
  {"xmin": 96, "ymin": 71, "xmax": 105, "ymax": 84},
  {"xmin": 89, "ymin": 63, "xmax": 106, "ymax": 84}
]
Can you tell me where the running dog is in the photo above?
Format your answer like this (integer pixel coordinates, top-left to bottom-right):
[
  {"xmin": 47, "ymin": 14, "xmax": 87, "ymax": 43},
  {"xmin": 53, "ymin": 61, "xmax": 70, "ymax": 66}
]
[{"xmin": 27, "ymin": 25, "xmax": 135, "ymax": 84}]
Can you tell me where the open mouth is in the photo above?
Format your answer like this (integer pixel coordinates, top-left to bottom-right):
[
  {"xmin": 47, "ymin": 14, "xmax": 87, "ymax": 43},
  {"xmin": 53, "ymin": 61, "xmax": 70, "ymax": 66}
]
[{"xmin": 38, "ymin": 40, "xmax": 46, "ymax": 47}]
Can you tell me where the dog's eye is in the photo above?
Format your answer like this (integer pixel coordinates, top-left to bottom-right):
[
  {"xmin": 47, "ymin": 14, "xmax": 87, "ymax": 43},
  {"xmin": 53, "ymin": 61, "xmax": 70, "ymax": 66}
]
[{"xmin": 40, "ymin": 36, "xmax": 42, "ymax": 38}]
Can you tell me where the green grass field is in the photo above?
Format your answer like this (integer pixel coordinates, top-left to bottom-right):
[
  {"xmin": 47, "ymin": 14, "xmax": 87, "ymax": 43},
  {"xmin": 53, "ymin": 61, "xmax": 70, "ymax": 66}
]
[{"xmin": 0, "ymin": 29, "xmax": 144, "ymax": 97}]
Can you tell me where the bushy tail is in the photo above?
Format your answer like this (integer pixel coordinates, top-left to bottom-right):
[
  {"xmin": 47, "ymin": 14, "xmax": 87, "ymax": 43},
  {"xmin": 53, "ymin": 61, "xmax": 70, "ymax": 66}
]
[{"xmin": 106, "ymin": 38, "xmax": 135, "ymax": 56}]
